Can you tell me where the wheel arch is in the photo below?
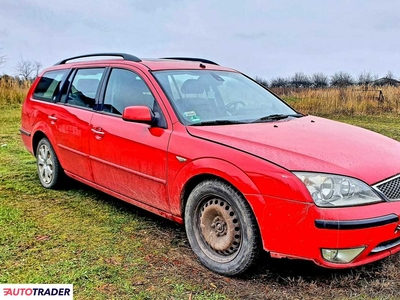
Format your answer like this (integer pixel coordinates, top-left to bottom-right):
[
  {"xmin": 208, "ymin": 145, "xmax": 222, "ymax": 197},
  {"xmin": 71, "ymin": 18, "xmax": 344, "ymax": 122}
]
[
  {"xmin": 183, "ymin": 175, "xmax": 262, "ymax": 275},
  {"xmin": 30, "ymin": 121, "xmax": 64, "ymax": 167},
  {"xmin": 181, "ymin": 174, "xmax": 233, "ymax": 218},
  {"xmin": 169, "ymin": 157, "xmax": 265, "ymax": 230},
  {"xmin": 32, "ymin": 130, "xmax": 48, "ymax": 156},
  {"xmin": 31, "ymin": 127, "xmax": 65, "ymax": 173}
]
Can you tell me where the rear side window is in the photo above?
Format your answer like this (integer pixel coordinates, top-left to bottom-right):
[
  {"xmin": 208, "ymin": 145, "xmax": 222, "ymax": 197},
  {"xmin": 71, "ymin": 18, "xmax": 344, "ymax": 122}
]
[
  {"xmin": 33, "ymin": 70, "xmax": 68, "ymax": 102},
  {"xmin": 66, "ymin": 68, "xmax": 105, "ymax": 108}
]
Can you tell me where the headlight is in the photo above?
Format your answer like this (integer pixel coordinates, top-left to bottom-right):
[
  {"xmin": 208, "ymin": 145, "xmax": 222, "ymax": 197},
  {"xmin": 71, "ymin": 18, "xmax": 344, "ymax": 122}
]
[{"xmin": 294, "ymin": 172, "xmax": 383, "ymax": 207}]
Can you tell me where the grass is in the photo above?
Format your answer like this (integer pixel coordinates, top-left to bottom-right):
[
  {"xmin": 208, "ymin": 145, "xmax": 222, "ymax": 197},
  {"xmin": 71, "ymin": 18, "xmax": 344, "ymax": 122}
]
[
  {"xmin": 0, "ymin": 78, "xmax": 29, "ymax": 107},
  {"xmin": 1, "ymin": 83, "xmax": 400, "ymax": 299},
  {"xmin": 0, "ymin": 106, "xmax": 228, "ymax": 299},
  {"xmin": 280, "ymin": 86, "xmax": 400, "ymax": 117}
]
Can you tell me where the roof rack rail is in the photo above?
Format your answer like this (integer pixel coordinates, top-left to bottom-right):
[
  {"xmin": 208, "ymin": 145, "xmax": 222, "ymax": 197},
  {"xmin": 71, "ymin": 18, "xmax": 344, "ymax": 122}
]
[
  {"xmin": 54, "ymin": 53, "xmax": 142, "ymax": 65},
  {"xmin": 161, "ymin": 57, "xmax": 219, "ymax": 66}
]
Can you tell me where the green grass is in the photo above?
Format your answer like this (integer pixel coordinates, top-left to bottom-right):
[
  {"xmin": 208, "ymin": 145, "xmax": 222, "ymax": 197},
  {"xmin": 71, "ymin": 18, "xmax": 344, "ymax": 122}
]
[
  {"xmin": 0, "ymin": 106, "xmax": 227, "ymax": 299},
  {"xmin": 1, "ymin": 104, "xmax": 400, "ymax": 299},
  {"xmin": 329, "ymin": 114, "xmax": 400, "ymax": 142}
]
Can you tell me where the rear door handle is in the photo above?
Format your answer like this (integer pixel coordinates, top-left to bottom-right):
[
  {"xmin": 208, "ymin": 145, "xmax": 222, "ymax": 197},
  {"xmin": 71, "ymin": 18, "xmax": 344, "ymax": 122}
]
[
  {"xmin": 91, "ymin": 128, "xmax": 105, "ymax": 140},
  {"xmin": 48, "ymin": 115, "xmax": 57, "ymax": 124},
  {"xmin": 91, "ymin": 128, "xmax": 105, "ymax": 136}
]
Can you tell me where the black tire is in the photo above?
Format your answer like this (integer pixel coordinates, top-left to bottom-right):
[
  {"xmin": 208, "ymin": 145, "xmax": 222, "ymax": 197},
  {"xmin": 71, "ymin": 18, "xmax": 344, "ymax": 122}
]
[
  {"xmin": 184, "ymin": 179, "xmax": 260, "ymax": 276},
  {"xmin": 36, "ymin": 138, "xmax": 63, "ymax": 189}
]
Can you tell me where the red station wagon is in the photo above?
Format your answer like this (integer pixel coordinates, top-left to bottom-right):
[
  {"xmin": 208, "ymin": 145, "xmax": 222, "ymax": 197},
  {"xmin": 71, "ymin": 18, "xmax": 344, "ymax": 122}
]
[{"xmin": 20, "ymin": 53, "xmax": 400, "ymax": 275}]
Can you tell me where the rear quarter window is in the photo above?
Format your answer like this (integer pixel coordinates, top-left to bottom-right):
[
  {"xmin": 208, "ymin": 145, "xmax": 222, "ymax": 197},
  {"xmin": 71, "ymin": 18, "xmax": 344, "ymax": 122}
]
[{"xmin": 33, "ymin": 70, "xmax": 69, "ymax": 102}]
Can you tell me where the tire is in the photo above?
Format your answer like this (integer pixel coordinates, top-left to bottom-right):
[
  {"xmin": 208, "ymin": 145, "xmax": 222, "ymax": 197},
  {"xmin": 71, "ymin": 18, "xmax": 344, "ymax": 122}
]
[
  {"xmin": 36, "ymin": 138, "xmax": 63, "ymax": 189},
  {"xmin": 184, "ymin": 179, "xmax": 260, "ymax": 276}
]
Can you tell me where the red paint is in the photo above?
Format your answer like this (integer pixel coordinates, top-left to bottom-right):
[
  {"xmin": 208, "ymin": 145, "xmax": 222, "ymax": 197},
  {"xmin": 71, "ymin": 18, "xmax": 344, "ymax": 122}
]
[
  {"xmin": 20, "ymin": 57, "xmax": 400, "ymax": 269},
  {"xmin": 122, "ymin": 106, "xmax": 153, "ymax": 123},
  {"xmin": 186, "ymin": 117, "xmax": 400, "ymax": 184}
]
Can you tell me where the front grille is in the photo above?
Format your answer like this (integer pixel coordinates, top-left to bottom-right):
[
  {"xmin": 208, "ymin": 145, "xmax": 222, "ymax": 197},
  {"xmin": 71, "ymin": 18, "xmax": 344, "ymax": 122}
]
[{"xmin": 375, "ymin": 175, "xmax": 400, "ymax": 201}]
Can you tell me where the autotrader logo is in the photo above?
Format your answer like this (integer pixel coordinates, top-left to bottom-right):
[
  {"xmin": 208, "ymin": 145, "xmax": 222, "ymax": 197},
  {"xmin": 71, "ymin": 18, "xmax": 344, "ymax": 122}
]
[{"xmin": 0, "ymin": 284, "xmax": 73, "ymax": 299}]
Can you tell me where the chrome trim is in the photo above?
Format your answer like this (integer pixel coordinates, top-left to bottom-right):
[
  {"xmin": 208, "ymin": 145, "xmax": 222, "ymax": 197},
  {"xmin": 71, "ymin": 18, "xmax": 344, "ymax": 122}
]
[
  {"xmin": 371, "ymin": 237, "xmax": 400, "ymax": 253},
  {"xmin": 374, "ymin": 174, "xmax": 400, "ymax": 187}
]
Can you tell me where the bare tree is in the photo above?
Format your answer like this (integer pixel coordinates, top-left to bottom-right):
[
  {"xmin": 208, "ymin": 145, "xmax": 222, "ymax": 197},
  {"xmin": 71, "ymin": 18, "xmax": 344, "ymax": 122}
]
[
  {"xmin": 358, "ymin": 71, "xmax": 376, "ymax": 86},
  {"xmin": 16, "ymin": 57, "xmax": 42, "ymax": 81},
  {"xmin": 0, "ymin": 44, "xmax": 6, "ymax": 68},
  {"xmin": 0, "ymin": 55, "xmax": 5, "ymax": 68},
  {"xmin": 254, "ymin": 76, "xmax": 269, "ymax": 88},
  {"xmin": 290, "ymin": 72, "xmax": 311, "ymax": 88},
  {"xmin": 33, "ymin": 61, "xmax": 42, "ymax": 78},
  {"xmin": 330, "ymin": 72, "xmax": 354, "ymax": 87},
  {"xmin": 311, "ymin": 72, "xmax": 328, "ymax": 88},
  {"xmin": 269, "ymin": 77, "xmax": 290, "ymax": 88},
  {"xmin": 385, "ymin": 70, "xmax": 395, "ymax": 79}
]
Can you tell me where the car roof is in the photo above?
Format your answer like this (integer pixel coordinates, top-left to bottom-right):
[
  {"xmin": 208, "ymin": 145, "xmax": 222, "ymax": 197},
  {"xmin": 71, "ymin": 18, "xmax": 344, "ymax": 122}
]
[
  {"xmin": 46, "ymin": 53, "xmax": 237, "ymax": 73},
  {"xmin": 139, "ymin": 58, "xmax": 236, "ymax": 72}
]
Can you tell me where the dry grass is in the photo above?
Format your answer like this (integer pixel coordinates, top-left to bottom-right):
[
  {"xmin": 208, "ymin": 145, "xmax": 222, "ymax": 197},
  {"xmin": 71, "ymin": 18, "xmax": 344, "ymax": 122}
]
[
  {"xmin": 0, "ymin": 77, "xmax": 30, "ymax": 106},
  {"xmin": 274, "ymin": 86, "xmax": 400, "ymax": 117},
  {"xmin": 2, "ymin": 77, "xmax": 399, "ymax": 117}
]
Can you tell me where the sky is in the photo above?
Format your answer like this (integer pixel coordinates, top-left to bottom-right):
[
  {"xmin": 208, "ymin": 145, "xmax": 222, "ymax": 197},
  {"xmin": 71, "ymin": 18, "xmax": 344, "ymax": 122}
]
[{"xmin": 0, "ymin": 0, "xmax": 399, "ymax": 80}]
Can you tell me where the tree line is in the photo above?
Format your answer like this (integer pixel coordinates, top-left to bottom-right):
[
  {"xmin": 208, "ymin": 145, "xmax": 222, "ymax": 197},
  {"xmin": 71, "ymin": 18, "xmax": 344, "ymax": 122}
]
[
  {"xmin": 256, "ymin": 70, "xmax": 398, "ymax": 89},
  {"xmin": 0, "ymin": 44, "xmax": 398, "ymax": 86}
]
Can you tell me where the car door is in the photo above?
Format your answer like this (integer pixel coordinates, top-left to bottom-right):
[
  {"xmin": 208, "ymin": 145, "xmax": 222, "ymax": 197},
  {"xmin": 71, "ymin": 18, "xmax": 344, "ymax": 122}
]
[
  {"xmin": 53, "ymin": 67, "xmax": 106, "ymax": 181},
  {"xmin": 89, "ymin": 67, "xmax": 172, "ymax": 211}
]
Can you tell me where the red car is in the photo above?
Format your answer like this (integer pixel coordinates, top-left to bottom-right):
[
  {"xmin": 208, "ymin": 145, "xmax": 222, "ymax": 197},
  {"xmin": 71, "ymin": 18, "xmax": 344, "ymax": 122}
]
[{"xmin": 20, "ymin": 53, "xmax": 400, "ymax": 275}]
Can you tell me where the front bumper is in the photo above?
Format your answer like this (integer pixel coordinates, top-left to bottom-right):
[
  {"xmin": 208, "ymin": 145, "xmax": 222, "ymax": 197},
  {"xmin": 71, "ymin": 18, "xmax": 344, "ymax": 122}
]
[{"xmin": 254, "ymin": 194, "xmax": 400, "ymax": 268}]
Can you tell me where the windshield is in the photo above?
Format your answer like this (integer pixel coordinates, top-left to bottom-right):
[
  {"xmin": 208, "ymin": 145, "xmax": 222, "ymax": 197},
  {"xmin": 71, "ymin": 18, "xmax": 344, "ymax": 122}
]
[{"xmin": 153, "ymin": 70, "xmax": 298, "ymax": 125}]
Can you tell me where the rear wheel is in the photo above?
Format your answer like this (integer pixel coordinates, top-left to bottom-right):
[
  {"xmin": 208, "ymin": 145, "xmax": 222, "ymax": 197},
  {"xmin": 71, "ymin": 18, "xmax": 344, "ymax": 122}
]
[
  {"xmin": 36, "ymin": 138, "xmax": 62, "ymax": 189},
  {"xmin": 185, "ymin": 179, "xmax": 260, "ymax": 276}
]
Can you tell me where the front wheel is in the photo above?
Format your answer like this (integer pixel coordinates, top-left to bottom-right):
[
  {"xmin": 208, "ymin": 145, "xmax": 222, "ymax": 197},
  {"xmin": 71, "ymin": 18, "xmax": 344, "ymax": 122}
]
[
  {"xmin": 185, "ymin": 180, "xmax": 260, "ymax": 276},
  {"xmin": 36, "ymin": 138, "xmax": 63, "ymax": 189}
]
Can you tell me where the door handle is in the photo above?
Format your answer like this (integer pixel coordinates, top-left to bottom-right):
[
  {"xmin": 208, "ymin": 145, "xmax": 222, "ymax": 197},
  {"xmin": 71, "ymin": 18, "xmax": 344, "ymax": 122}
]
[
  {"xmin": 48, "ymin": 115, "xmax": 57, "ymax": 121},
  {"xmin": 91, "ymin": 128, "xmax": 105, "ymax": 135}
]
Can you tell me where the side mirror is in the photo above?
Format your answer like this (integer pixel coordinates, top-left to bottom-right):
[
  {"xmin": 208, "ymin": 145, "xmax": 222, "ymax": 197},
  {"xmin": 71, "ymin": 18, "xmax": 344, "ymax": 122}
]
[{"xmin": 122, "ymin": 106, "xmax": 154, "ymax": 124}]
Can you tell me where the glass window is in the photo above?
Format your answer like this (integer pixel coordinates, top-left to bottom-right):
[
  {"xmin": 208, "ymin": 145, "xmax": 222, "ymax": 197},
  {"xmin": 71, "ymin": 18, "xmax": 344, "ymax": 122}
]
[
  {"xmin": 33, "ymin": 70, "xmax": 68, "ymax": 102},
  {"xmin": 103, "ymin": 69, "xmax": 155, "ymax": 115},
  {"xmin": 153, "ymin": 70, "xmax": 297, "ymax": 125},
  {"xmin": 67, "ymin": 68, "xmax": 105, "ymax": 108}
]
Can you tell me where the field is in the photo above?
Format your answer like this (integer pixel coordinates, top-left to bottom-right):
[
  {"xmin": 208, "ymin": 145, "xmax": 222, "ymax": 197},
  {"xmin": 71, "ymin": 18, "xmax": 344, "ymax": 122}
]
[
  {"xmin": 1, "ymin": 82, "xmax": 400, "ymax": 299},
  {"xmin": 277, "ymin": 86, "xmax": 400, "ymax": 117}
]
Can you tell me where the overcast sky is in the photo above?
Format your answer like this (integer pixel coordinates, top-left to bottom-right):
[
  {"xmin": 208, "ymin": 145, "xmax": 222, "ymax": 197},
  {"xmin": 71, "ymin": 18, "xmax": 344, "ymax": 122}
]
[{"xmin": 0, "ymin": 0, "xmax": 399, "ymax": 80}]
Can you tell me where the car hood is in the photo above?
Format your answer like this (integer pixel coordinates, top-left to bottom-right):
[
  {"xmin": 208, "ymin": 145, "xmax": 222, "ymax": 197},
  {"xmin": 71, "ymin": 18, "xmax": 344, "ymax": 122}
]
[{"xmin": 186, "ymin": 116, "xmax": 400, "ymax": 185}]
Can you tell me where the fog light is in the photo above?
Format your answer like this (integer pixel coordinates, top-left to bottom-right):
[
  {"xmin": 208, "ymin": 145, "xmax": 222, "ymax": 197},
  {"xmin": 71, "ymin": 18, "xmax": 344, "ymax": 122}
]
[{"xmin": 321, "ymin": 247, "xmax": 365, "ymax": 263}]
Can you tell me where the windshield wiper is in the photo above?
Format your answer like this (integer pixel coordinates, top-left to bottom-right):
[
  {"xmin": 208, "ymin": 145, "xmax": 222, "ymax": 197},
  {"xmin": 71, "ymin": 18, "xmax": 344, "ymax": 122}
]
[
  {"xmin": 190, "ymin": 120, "xmax": 246, "ymax": 126},
  {"xmin": 252, "ymin": 113, "xmax": 303, "ymax": 123}
]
